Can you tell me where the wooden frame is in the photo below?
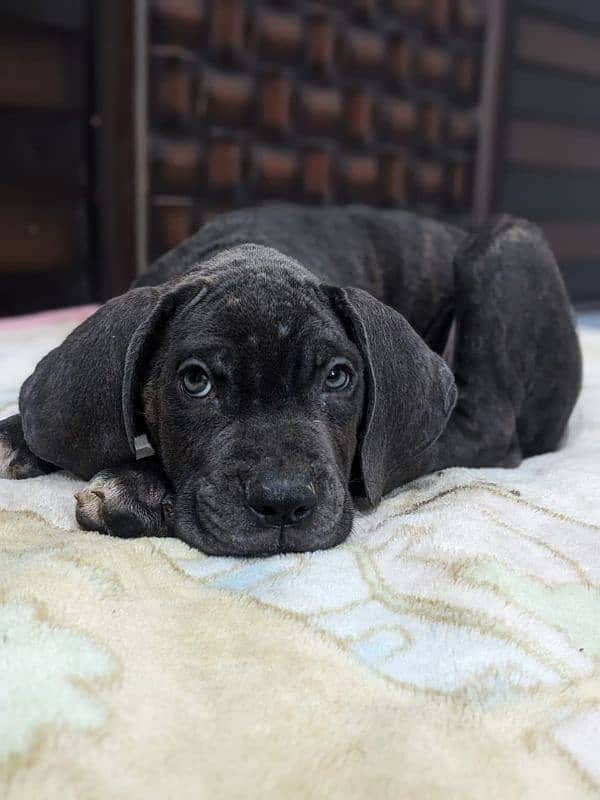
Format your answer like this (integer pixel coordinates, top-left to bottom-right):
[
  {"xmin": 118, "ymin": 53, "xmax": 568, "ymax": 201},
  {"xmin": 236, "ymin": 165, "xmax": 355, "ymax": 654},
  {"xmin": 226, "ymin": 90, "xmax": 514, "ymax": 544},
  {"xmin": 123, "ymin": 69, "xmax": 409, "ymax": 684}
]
[
  {"xmin": 473, "ymin": 0, "xmax": 509, "ymax": 225},
  {"xmin": 92, "ymin": 0, "xmax": 138, "ymax": 299}
]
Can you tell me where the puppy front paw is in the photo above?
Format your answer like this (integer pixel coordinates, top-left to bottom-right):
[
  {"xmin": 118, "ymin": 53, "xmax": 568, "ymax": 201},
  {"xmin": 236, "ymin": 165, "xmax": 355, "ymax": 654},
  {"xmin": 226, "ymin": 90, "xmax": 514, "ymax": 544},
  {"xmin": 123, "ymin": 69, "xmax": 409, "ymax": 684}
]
[
  {"xmin": 0, "ymin": 414, "xmax": 55, "ymax": 479},
  {"xmin": 75, "ymin": 464, "xmax": 171, "ymax": 538}
]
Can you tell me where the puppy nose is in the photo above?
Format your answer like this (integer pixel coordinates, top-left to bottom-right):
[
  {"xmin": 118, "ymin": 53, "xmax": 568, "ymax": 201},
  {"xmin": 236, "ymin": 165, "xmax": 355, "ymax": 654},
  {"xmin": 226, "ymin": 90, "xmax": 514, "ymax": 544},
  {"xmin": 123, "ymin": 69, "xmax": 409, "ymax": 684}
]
[{"xmin": 245, "ymin": 474, "xmax": 317, "ymax": 527}]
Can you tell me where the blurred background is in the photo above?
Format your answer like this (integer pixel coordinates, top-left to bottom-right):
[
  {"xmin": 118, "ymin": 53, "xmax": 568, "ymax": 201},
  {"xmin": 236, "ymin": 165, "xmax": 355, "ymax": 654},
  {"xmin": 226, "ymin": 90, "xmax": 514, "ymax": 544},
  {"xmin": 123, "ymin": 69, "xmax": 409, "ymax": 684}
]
[{"xmin": 0, "ymin": 0, "xmax": 599, "ymax": 316}]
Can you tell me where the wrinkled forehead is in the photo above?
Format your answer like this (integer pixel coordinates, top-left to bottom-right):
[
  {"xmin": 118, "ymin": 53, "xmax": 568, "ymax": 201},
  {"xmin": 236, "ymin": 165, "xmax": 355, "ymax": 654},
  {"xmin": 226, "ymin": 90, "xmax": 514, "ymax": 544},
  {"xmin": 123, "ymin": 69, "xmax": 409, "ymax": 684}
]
[
  {"xmin": 189, "ymin": 276, "xmax": 345, "ymax": 352},
  {"xmin": 167, "ymin": 249, "xmax": 352, "ymax": 360}
]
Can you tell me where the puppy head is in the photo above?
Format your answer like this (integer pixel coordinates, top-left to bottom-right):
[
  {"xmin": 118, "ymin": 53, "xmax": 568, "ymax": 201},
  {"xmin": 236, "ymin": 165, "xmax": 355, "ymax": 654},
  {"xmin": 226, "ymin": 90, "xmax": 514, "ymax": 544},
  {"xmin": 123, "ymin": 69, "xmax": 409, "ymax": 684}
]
[
  {"xmin": 141, "ymin": 246, "xmax": 364, "ymax": 555},
  {"xmin": 20, "ymin": 244, "xmax": 455, "ymax": 556}
]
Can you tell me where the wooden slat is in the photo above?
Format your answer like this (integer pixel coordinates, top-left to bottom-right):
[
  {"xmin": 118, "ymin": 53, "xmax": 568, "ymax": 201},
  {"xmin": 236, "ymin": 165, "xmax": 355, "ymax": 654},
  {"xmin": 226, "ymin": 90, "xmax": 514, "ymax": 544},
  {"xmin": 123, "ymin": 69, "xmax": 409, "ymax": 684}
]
[
  {"xmin": 501, "ymin": 167, "xmax": 600, "ymax": 219},
  {"xmin": 522, "ymin": 0, "xmax": 600, "ymax": 27},
  {"xmin": 456, "ymin": 0, "xmax": 486, "ymax": 37},
  {"xmin": 201, "ymin": 68, "xmax": 253, "ymax": 127},
  {"xmin": 541, "ymin": 221, "xmax": 600, "ymax": 262},
  {"xmin": 0, "ymin": 30, "xmax": 83, "ymax": 110},
  {"xmin": 151, "ymin": 196, "xmax": 196, "ymax": 257},
  {"xmin": 146, "ymin": 0, "xmax": 487, "ymax": 243},
  {"xmin": 151, "ymin": 0, "xmax": 205, "ymax": 47},
  {"xmin": 507, "ymin": 120, "xmax": 600, "ymax": 169},
  {"xmin": 472, "ymin": 0, "xmax": 507, "ymax": 224},
  {"xmin": 517, "ymin": 17, "xmax": 600, "ymax": 77},
  {"xmin": 560, "ymin": 262, "xmax": 600, "ymax": 305},
  {"xmin": 0, "ymin": 207, "xmax": 79, "ymax": 272},
  {"xmin": 150, "ymin": 135, "xmax": 202, "ymax": 193},
  {"xmin": 150, "ymin": 47, "xmax": 198, "ymax": 126},
  {"xmin": 93, "ymin": 0, "xmax": 138, "ymax": 298},
  {"xmin": 511, "ymin": 66, "xmax": 600, "ymax": 126},
  {"xmin": 251, "ymin": 146, "xmax": 299, "ymax": 198}
]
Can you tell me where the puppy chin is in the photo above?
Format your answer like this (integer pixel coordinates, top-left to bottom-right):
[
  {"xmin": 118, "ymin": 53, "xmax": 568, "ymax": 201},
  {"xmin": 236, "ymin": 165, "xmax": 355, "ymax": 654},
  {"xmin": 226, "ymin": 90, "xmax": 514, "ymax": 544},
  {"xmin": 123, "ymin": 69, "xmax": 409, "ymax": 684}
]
[
  {"xmin": 276, "ymin": 499, "xmax": 354, "ymax": 554},
  {"xmin": 171, "ymin": 483, "xmax": 354, "ymax": 557}
]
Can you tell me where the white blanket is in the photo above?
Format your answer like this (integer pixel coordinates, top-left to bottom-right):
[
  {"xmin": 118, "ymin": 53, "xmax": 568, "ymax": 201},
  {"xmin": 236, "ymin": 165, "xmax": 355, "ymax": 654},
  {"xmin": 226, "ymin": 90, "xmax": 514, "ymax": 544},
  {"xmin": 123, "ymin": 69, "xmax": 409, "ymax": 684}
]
[{"xmin": 1, "ymin": 308, "xmax": 599, "ymax": 799}]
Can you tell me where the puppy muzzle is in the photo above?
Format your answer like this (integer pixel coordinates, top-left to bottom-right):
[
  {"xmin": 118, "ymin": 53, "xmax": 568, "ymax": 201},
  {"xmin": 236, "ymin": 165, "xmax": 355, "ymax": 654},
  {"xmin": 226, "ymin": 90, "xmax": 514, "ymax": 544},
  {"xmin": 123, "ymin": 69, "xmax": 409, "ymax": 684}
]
[{"xmin": 172, "ymin": 467, "xmax": 352, "ymax": 557}]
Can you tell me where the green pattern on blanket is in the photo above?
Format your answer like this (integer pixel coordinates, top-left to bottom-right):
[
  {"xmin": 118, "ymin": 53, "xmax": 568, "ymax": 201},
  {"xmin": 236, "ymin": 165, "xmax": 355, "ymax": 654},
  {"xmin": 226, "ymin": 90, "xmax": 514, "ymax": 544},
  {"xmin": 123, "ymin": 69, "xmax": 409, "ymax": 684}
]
[{"xmin": 466, "ymin": 561, "xmax": 600, "ymax": 657}]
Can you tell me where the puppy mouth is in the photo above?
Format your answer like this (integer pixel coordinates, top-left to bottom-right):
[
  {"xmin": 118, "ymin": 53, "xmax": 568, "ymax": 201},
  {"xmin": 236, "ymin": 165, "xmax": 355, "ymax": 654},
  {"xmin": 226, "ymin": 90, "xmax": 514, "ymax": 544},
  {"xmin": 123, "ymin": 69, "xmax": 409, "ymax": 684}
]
[{"xmin": 172, "ymin": 476, "xmax": 352, "ymax": 557}]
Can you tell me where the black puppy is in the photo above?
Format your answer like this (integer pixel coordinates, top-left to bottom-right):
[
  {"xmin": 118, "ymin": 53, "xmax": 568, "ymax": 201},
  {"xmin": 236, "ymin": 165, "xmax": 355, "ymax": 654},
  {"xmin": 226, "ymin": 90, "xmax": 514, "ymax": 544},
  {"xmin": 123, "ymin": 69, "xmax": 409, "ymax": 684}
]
[{"xmin": 0, "ymin": 205, "xmax": 581, "ymax": 556}]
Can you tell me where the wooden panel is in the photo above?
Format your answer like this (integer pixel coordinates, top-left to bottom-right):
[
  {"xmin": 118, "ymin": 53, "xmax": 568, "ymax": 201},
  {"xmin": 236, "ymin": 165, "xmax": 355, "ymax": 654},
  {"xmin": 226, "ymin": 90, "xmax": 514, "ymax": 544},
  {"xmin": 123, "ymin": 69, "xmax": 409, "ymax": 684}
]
[
  {"xmin": 510, "ymin": 67, "xmax": 600, "ymax": 126},
  {"xmin": 200, "ymin": 68, "xmax": 253, "ymax": 127},
  {"xmin": 150, "ymin": 47, "xmax": 198, "ymax": 127},
  {"xmin": 340, "ymin": 153, "xmax": 379, "ymax": 203},
  {"xmin": 1, "ymin": 0, "xmax": 87, "ymax": 30},
  {"xmin": 93, "ymin": 0, "xmax": 137, "ymax": 299},
  {"xmin": 302, "ymin": 147, "xmax": 334, "ymax": 202},
  {"xmin": 151, "ymin": 0, "xmax": 205, "ymax": 47},
  {"xmin": 206, "ymin": 137, "xmax": 243, "ymax": 194},
  {"xmin": 522, "ymin": 0, "xmax": 600, "ymax": 26},
  {"xmin": 540, "ymin": 221, "xmax": 600, "ymax": 262},
  {"xmin": 0, "ymin": 0, "xmax": 93, "ymax": 313},
  {"xmin": 305, "ymin": 10, "xmax": 336, "ymax": 76},
  {"xmin": 417, "ymin": 45, "xmax": 452, "ymax": 90},
  {"xmin": 388, "ymin": 0, "xmax": 426, "ymax": 24},
  {"xmin": 147, "ymin": 0, "xmax": 488, "ymax": 259},
  {"xmin": 259, "ymin": 73, "xmax": 293, "ymax": 135},
  {"xmin": 0, "ymin": 30, "xmax": 84, "ymax": 109},
  {"xmin": 0, "ymin": 112, "xmax": 85, "ymax": 199},
  {"xmin": 413, "ymin": 160, "xmax": 445, "ymax": 204},
  {"xmin": 151, "ymin": 197, "xmax": 196, "ymax": 255},
  {"xmin": 427, "ymin": 0, "xmax": 452, "ymax": 36},
  {"xmin": 507, "ymin": 120, "xmax": 600, "ymax": 169},
  {"xmin": 517, "ymin": 17, "xmax": 600, "ymax": 77},
  {"xmin": 493, "ymin": 1, "xmax": 600, "ymax": 303},
  {"xmin": 210, "ymin": 0, "xmax": 246, "ymax": 59},
  {"xmin": 560, "ymin": 263, "xmax": 600, "ymax": 304},
  {"xmin": 251, "ymin": 146, "xmax": 299, "ymax": 198},
  {"xmin": 0, "ymin": 270, "xmax": 90, "ymax": 316},
  {"xmin": 378, "ymin": 96, "xmax": 418, "ymax": 145},
  {"xmin": 501, "ymin": 168, "xmax": 600, "ymax": 220},
  {"xmin": 456, "ymin": 0, "xmax": 485, "ymax": 37},
  {"xmin": 379, "ymin": 151, "xmax": 411, "ymax": 205},
  {"xmin": 0, "ymin": 207, "xmax": 80, "ymax": 272},
  {"xmin": 150, "ymin": 136, "xmax": 203, "ymax": 193},
  {"xmin": 253, "ymin": 8, "xmax": 304, "ymax": 64}
]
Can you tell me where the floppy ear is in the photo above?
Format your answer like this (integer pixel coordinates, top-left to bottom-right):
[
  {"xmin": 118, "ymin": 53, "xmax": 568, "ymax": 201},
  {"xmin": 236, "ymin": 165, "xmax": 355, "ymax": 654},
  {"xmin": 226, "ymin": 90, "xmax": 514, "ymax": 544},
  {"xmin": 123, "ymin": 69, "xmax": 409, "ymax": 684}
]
[
  {"xmin": 326, "ymin": 286, "xmax": 457, "ymax": 506},
  {"xmin": 19, "ymin": 276, "xmax": 206, "ymax": 480}
]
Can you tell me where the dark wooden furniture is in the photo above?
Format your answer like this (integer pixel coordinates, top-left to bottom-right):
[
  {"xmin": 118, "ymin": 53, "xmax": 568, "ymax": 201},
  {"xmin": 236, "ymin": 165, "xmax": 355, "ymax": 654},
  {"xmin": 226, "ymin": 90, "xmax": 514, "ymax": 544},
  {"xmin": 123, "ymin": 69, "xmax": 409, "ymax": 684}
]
[
  {"xmin": 0, "ymin": 0, "xmax": 137, "ymax": 315},
  {"xmin": 0, "ymin": 1, "xmax": 92, "ymax": 314},
  {"xmin": 488, "ymin": 0, "xmax": 600, "ymax": 303},
  {"xmin": 147, "ymin": 0, "xmax": 488, "ymax": 259},
  {"xmin": 5, "ymin": 1, "xmax": 597, "ymax": 312}
]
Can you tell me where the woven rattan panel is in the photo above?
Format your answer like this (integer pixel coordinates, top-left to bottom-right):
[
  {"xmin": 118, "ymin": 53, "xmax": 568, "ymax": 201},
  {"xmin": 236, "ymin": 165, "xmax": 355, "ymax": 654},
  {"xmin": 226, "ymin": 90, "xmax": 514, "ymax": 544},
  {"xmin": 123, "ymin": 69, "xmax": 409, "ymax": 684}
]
[{"xmin": 148, "ymin": 0, "xmax": 486, "ymax": 259}]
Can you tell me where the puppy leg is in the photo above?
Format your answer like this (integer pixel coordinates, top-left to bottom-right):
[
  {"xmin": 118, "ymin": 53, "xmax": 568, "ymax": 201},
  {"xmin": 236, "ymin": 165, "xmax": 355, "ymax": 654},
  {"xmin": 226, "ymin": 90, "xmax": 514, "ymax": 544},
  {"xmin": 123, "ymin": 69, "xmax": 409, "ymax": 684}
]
[
  {"xmin": 433, "ymin": 219, "xmax": 534, "ymax": 470},
  {"xmin": 411, "ymin": 217, "xmax": 577, "ymax": 481},
  {"xmin": 75, "ymin": 460, "xmax": 173, "ymax": 538},
  {"xmin": 0, "ymin": 414, "xmax": 57, "ymax": 479}
]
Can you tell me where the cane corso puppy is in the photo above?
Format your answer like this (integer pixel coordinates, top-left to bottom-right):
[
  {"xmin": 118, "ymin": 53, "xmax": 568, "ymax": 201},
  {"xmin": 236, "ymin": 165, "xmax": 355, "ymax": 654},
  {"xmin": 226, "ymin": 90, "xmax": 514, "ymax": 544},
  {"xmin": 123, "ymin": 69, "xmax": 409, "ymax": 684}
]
[{"xmin": 0, "ymin": 205, "xmax": 581, "ymax": 556}]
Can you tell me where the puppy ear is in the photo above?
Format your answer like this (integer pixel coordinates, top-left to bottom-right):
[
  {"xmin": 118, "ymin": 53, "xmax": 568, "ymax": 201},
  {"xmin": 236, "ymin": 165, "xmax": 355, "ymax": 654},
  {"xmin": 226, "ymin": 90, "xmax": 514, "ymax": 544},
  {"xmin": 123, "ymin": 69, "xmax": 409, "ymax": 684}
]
[
  {"xmin": 326, "ymin": 286, "xmax": 457, "ymax": 505},
  {"xmin": 19, "ymin": 276, "xmax": 206, "ymax": 479}
]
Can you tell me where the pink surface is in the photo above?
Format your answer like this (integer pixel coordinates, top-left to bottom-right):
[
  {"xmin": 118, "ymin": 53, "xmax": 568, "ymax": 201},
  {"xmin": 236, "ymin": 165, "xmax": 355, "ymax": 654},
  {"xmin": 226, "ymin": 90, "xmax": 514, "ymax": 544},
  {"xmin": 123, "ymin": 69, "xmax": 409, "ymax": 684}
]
[{"xmin": 0, "ymin": 305, "xmax": 98, "ymax": 332}]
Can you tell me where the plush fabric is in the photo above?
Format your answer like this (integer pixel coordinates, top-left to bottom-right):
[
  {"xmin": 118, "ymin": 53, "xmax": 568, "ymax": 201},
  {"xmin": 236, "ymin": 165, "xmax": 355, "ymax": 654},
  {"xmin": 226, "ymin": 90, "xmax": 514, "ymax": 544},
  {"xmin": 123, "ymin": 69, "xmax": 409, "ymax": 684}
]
[{"xmin": 1, "ymin": 308, "xmax": 599, "ymax": 799}]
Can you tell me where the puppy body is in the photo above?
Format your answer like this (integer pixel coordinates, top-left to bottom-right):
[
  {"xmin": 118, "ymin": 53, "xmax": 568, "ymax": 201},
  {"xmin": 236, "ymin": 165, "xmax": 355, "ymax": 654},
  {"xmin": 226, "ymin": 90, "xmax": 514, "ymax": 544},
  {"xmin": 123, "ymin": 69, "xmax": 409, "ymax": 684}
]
[
  {"xmin": 2, "ymin": 206, "xmax": 581, "ymax": 555},
  {"xmin": 137, "ymin": 204, "xmax": 465, "ymax": 345}
]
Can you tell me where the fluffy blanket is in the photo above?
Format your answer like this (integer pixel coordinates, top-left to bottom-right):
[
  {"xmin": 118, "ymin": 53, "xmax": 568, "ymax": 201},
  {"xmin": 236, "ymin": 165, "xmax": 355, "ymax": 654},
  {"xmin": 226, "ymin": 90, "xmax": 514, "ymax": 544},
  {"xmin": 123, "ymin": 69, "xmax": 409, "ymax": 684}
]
[{"xmin": 1, "ymin": 308, "xmax": 599, "ymax": 799}]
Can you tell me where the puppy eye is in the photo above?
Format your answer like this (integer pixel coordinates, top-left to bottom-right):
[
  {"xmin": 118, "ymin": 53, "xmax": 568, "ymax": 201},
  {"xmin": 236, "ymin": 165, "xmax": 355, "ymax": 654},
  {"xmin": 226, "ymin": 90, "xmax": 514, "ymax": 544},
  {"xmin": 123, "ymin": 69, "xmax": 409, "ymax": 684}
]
[
  {"xmin": 324, "ymin": 361, "xmax": 353, "ymax": 392},
  {"xmin": 178, "ymin": 360, "xmax": 213, "ymax": 398}
]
